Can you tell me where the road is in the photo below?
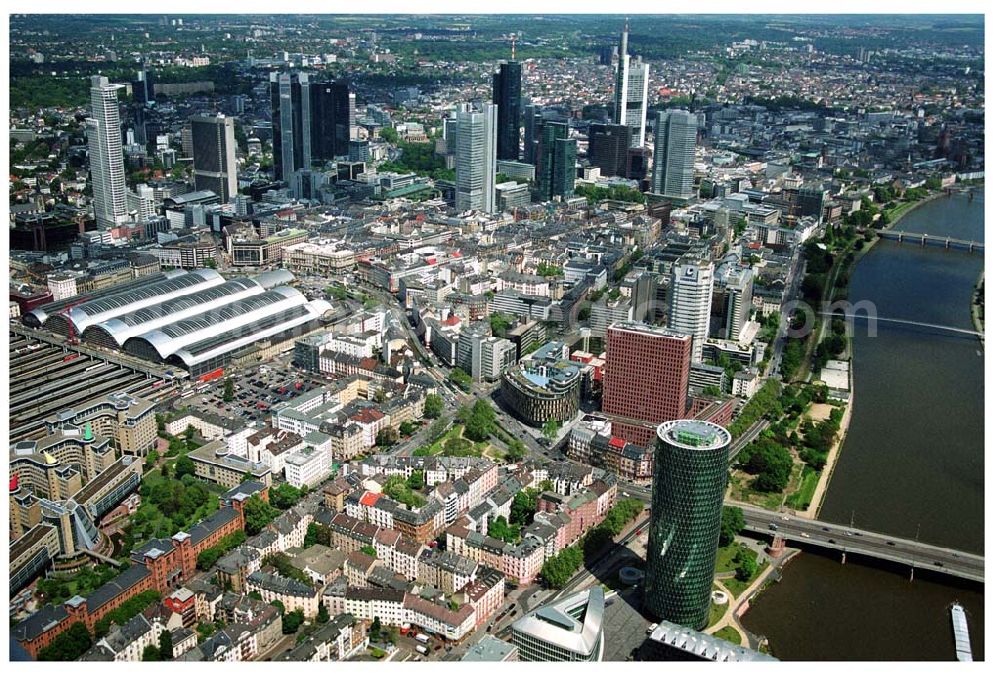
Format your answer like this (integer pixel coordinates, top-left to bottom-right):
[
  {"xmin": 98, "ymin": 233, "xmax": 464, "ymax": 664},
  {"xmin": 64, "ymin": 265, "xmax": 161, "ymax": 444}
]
[
  {"xmin": 766, "ymin": 247, "xmax": 806, "ymax": 380},
  {"xmin": 738, "ymin": 504, "xmax": 984, "ymax": 582}
]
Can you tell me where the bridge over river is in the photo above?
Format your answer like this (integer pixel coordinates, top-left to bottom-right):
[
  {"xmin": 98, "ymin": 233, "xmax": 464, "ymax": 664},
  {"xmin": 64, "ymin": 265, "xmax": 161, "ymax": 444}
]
[{"xmin": 737, "ymin": 504, "xmax": 984, "ymax": 583}]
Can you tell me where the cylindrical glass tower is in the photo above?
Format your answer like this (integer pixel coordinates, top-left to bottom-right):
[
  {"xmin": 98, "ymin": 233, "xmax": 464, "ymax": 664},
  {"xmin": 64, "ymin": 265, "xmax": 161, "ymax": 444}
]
[{"xmin": 644, "ymin": 419, "xmax": 731, "ymax": 630}]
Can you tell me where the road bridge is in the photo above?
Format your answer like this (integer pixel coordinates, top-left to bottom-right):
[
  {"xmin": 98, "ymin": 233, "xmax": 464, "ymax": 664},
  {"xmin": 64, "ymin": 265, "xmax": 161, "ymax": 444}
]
[
  {"xmin": 876, "ymin": 230, "xmax": 984, "ymax": 252},
  {"xmin": 817, "ymin": 311, "xmax": 983, "ymax": 338},
  {"xmin": 737, "ymin": 504, "xmax": 984, "ymax": 583}
]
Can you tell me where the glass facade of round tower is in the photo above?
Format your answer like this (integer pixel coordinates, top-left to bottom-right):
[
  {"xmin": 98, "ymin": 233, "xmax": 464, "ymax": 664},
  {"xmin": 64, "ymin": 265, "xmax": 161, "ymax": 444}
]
[{"xmin": 644, "ymin": 419, "xmax": 731, "ymax": 630}]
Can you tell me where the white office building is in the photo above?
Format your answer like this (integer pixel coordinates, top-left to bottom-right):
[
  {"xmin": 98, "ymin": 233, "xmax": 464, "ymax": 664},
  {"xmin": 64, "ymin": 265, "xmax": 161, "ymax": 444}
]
[
  {"xmin": 87, "ymin": 76, "xmax": 129, "ymax": 228},
  {"xmin": 612, "ymin": 21, "xmax": 649, "ymax": 149},
  {"xmin": 669, "ymin": 259, "xmax": 714, "ymax": 363},
  {"xmin": 455, "ymin": 102, "xmax": 498, "ymax": 214}
]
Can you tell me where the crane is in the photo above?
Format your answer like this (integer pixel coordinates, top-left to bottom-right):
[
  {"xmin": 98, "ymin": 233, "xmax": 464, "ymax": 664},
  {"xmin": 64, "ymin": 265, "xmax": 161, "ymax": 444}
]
[{"xmin": 56, "ymin": 298, "xmax": 88, "ymax": 346}]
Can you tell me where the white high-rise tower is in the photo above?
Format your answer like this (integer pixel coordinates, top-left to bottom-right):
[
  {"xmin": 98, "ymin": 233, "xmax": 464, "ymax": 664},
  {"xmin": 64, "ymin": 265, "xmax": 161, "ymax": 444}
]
[
  {"xmin": 613, "ymin": 19, "xmax": 649, "ymax": 149},
  {"xmin": 669, "ymin": 259, "xmax": 715, "ymax": 363},
  {"xmin": 455, "ymin": 102, "xmax": 498, "ymax": 214},
  {"xmin": 87, "ymin": 76, "xmax": 129, "ymax": 228}
]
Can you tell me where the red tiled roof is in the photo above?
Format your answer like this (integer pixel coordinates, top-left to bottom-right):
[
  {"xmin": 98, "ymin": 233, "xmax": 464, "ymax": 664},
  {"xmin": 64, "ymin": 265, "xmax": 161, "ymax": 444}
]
[{"xmin": 360, "ymin": 492, "xmax": 380, "ymax": 507}]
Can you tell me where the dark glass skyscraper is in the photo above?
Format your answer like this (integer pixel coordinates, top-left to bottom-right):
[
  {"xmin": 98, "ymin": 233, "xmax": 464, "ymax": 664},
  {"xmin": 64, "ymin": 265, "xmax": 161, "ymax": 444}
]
[
  {"xmin": 645, "ymin": 419, "xmax": 731, "ymax": 630},
  {"xmin": 587, "ymin": 123, "xmax": 631, "ymax": 178},
  {"xmin": 492, "ymin": 61, "xmax": 522, "ymax": 161},
  {"xmin": 535, "ymin": 122, "xmax": 576, "ymax": 202},
  {"xmin": 310, "ymin": 80, "xmax": 355, "ymax": 160},
  {"xmin": 523, "ymin": 104, "xmax": 542, "ymax": 165},
  {"xmin": 270, "ymin": 72, "xmax": 312, "ymax": 184}
]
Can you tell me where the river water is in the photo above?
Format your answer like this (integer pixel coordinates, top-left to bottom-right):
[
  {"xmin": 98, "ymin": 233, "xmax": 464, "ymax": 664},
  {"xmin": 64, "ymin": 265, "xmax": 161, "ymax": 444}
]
[{"xmin": 741, "ymin": 190, "xmax": 985, "ymax": 660}]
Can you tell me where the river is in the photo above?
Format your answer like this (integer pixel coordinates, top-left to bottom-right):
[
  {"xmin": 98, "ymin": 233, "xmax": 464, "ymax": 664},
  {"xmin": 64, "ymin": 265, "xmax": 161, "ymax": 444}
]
[{"xmin": 742, "ymin": 189, "xmax": 985, "ymax": 660}]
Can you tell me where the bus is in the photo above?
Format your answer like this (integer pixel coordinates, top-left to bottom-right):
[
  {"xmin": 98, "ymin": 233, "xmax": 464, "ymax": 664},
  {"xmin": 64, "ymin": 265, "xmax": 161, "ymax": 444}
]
[{"xmin": 415, "ymin": 633, "xmax": 430, "ymax": 645}]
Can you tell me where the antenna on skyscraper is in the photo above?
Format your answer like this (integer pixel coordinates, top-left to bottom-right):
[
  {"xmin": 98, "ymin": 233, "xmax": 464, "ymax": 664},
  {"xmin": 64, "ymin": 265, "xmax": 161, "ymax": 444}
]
[{"xmin": 512, "ymin": 36, "xmax": 516, "ymax": 61}]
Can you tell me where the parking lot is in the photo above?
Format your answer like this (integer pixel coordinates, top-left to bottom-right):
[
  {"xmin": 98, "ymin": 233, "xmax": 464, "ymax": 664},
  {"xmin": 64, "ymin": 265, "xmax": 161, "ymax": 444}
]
[{"xmin": 172, "ymin": 359, "xmax": 327, "ymax": 427}]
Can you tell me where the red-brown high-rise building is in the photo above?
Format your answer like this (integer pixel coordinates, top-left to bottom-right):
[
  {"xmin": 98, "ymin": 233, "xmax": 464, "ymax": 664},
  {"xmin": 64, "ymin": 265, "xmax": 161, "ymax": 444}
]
[{"xmin": 603, "ymin": 322, "xmax": 691, "ymax": 446}]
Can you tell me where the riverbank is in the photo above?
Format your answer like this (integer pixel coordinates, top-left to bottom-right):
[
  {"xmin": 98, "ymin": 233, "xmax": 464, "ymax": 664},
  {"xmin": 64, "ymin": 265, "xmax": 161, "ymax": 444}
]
[
  {"xmin": 971, "ymin": 271, "xmax": 984, "ymax": 348},
  {"xmin": 805, "ymin": 389, "xmax": 853, "ymax": 520},
  {"xmin": 881, "ymin": 190, "xmax": 949, "ymax": 230}
]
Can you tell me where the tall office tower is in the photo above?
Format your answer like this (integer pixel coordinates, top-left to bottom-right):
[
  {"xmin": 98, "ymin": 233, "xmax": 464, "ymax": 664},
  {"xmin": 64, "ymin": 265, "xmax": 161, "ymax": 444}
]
[
  {"xmin": 492, "ymin": 61, "xmax": 522, "ymax": 161},
  {"xmin": 645, "ymin": 419, "xmax": 731, "ymax": 630},
  {"xmin": 443, "ymin": 113, "xmax": 458, "ymax": 155},
  {"xmin": 131, "ymin": 69, "xmax": 155, "ymax": 106},
  {"xmin": 603, "ymin": 322, "xmax": 691, "ymax": 446},
  {"xmin": 310, "ymin": 80, "xmax": 354, "ymax": 160},
  {"xmin": 270, "ymin": 72, "xmax": 312, "ymax": 184},
  {"xmin": 536, "ymin": 122, "xmax": 576, "ymax": 202},
  {"xmin": 669, "ymin": 259, "xmax": 714, "ymax": 363},
  {"xmin": 86, "ymin": 76, "xmax": 129, "ymax": 229},
  {"xmin": 190, "ymin": 113, "xmax": 238, "ymax": 202},
  {"xmin": 511, "ymin": 587, "xmax": 605, "ymax": 661},
  {"xmin": 523, "ymin": 104, "xmax": 542, "ymax": 165},
  {"xmin": 587, "ymin": 123, "xmax": 631, "ymax": 178},
  {"xmin": 454, "ymin": 102, "xmax": 497, "ymax": 213},
  {"xmin": 612, "ymin": 20, "xmax": 649, "ymax": 148},
  {"xmin": 720, "ymin": 266, "xmax": 754, "ymax": 341},
  {"xmin": 651, "ymin": 109, "xmax": 697, "ymax": 199}
]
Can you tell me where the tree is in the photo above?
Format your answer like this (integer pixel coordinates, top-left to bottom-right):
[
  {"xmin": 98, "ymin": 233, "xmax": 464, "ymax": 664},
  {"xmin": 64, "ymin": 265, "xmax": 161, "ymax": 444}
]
[
  {"xmin": 174, "ymin": 455, "xmax": 196, "ymax": 480},
  {"xmin": 542, "ymin": 418, "xmax": 560, "ymax": 439},
  {"xmin": 464, "ymin": 399, "xmax": 496, "ymax": 442},
  {"xmin": 244, "ymin": 495, "xmax": 281, "ymax": 535},
  {"xmin": 270, "ymin": 483, "xmax": 304, "ymax": 510},
  {"xmin": 376, "ymin": 427, "xmax": 399, "ymax": 447},
  {"xmin": 449, "ymin": 368, "xmax": 472, "ymax": 392},
  {"xmin": 379, "ymin": 127, "xmax": 399, "ymax": 144},
  {"xmin": 361, "ymin": 545, "xmax": 377, "ymax": 557},
  {"xmin": 370, "ymin": 616, "xmax": 382, "ymax": 637},
  {"xmin": 423, "ymin": 394, "xmax": 444, "ymax": 419},
  {"xmin": 734, "ymin": 547, "xmax": 759, "ymax": 582},
  {"xmin": 145, "ymin": 449, "xmax": 160, "ymax": 469},
  {"xmin": 505, "ymin": 439, "xmax": 526, "ymax": 463},
  {"xmin": 719, "ymin": 506, "xmax": 745, "ymax": 547},
  {"xmin": 282, "ymin": 609, "xmax": 305, "ymax": 634},
  {"xmin": 399, "ymin": 420, "xmax": 417, "ymax": 437},
  {"xmin": 223, "ymin": 377, "xmax": 235, "ymax": 402},
  {"xmin": 317, "ymin": 603, "xmax": 330, "ymax": 624},
  {"xmin": 142, "ymin": 644, "xmax": 161, "ymax": 661},
  {"xmin": 159, "ymin": 629, "xmax": 174, "ymax": 660},
  {"xmin": 741, "ymin": 438, "xmax": 793, "ymax": 493},
  {"xmin": 488, "ymin": 516, "xmax": 519, "ymax": 543},
  {"xmin": 37, "ymin": 622, "xmax": 92, "ymax": 661},
  {"xmin": 270, "ymin": 600, "xmax": 286, "ymax": 615},
  {"xmin": 510, "ymin": 491, "xmax": 536, "ymax": 528},
  {"xmin": 407, "ymin": 470, "xmax": 424, "ymax": 490}
]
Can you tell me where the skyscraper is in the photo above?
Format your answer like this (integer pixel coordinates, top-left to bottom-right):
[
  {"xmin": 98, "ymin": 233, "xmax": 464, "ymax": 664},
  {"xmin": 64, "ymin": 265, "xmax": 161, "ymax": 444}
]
[
  {"xmin": 602, "ymin": 322, "xmax": 691, "ymax": 446},
  {"xmin": 612, "ymin": 20, "xmax": 649, "ymax": 148},
  {"xmin": 587, "ymin": 123, "xmax": 631, "ymax": 178},
  {"xmin": 190, "ymin": 113, "xmax": 238, "ymax": 202},
  {"xmin": 309, "ymin": 80, "xmax": 355, "ymax": 160},
  {"xmin": 720, "ymin": 266, "xmax": 754, "ymax": 341},
  {"xmin": 535, "ymin": 122, "xmax": 576, "ymax": 202},
  {"xmin": 270, "ymin": 72, "xmax": 312, "ymax": 184},
  {"xmin": 523, "ymin": 104, "xmax": 542, "ymax": 165},
  {"xmin": 669, "ymin": 259, "xmax": 714, "ymax": 363},
  {"xmin": 131, "ymin": 69, "xmax": 155, "ymax": 106},
  {"xmin": 645, "ymin": 419, "xmax": 731, "ymax": 630},
  {"xmin": 651, "ymin": 110, "xmax": 697, "ymax": 199},
  {"xmin": 455, "ymin": 102, "xmax": 497, "ymax": 213},
  {"xmin": 86, "ymin": 76, "xmax": 128, "ymax": 229},
  {"xmin": 492, "ymin": 60, "xmax": 522, "ymax": 161}
]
